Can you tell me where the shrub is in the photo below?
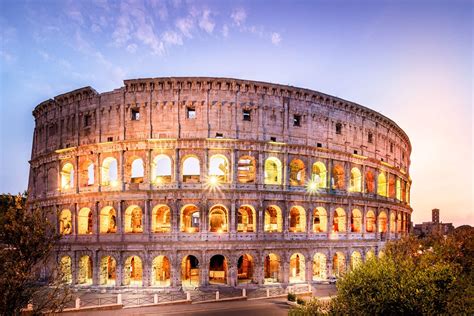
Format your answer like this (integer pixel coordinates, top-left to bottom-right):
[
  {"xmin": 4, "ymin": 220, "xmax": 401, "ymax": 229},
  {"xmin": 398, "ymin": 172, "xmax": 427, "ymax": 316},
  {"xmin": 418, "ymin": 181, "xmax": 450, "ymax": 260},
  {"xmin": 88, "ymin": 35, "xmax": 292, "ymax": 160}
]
[{"xmin": 287, "ymin": 292, "xmax": 296, "ymax": 302}]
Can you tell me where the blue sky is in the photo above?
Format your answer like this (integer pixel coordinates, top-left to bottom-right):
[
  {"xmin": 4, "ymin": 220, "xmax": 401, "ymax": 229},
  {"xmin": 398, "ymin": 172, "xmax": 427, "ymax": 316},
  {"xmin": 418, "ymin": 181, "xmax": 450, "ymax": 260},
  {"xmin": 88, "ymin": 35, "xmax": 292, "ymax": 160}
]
[{"xmin": 0, "ymin": 0, "xmax": 472, "ymax": 226}]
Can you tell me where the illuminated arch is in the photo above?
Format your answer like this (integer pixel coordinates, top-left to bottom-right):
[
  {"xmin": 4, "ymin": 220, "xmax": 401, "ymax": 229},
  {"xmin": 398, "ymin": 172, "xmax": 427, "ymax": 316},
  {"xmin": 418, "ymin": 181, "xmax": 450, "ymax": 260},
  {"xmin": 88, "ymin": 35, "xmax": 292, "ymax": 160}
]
[
  {"xmin": 313, "ymin": 253, "xmax": 327, "ymax": 281},
  {"xmin": 152, "ymin": 205, "xmax": 171, "ymax": 233},
  {"xmin": 396, "ymin": 178, "xmax": 401, "ymax": 200},
  {"xmin": 397, "ymin": 213, "xmax": 402, "ymax": 233},
  {"xmin": 289, "ymin": 206, "xmax": 306, "ymax": 233},
  {"xmin": 237, "ymin": 205, "xmax": 256, "ymax": 233},
  {"xmin": 209, "ymin": 254, "xmax": 228, "ymax": 285},
  {"xmin": 313, "ymin": 207, "xmax": 327, "ymax": 233},
  {"xmin": 209, "ymin": 204, "xmax": 228, "ymax": 233},
  {"xmin": 351, "ymin": 209, "xmax": 362, "ymax": 233},
  {"xmin": 99, "ymin": 256, "xmax": 116, "ymax": 286},
  {"xmin": 289, "ymin": 159, "xmax": 305, "ymax": 186},
  {"xmin": 101, "ymin": 157, "xmax": 118, "ymax": 187},
  {"xmin": 59, "ymin": 209, "xmax": 72, "ymax": 235},
  {"xmin": 124, "ymin": 205, "xmax": 143, "ymax": 233},
  {"xmin": 237, "ymin": 254, "xmax": 254, "ymax": 284},
  {"xmin": 124, "ymin": 256, "xmax": 142, "ymax": 286},
  {"xmin": 312, "ymin": 162, "xmax": 327, "ymax": 188},
  {"xmin": 264, "ymin": 253, "xmax": 281, "ymax": 284},
  {"xmin": 264, "ymin": 157, "xmax": 282, "ymax": 185},
  {"xmin": 80, "ymin": 159, "xmax": 94, "ymax": 187},
  {"xmin": 152, "ymin": 255, "xmax": 171, "ymax": 286},
  {"xmin": 378, "ymin": 211, "xmax": 388, "ymax": 233},
  {"xmin": 332, "ymin": 252, "xmax": 345, "ymax": 277},
  {"xmin": 264, "ymin": 205, "xmax": 283, "ymax": 232},
  {"xmin": 333, "ymin": 208, "xmax": 346, "ymax": 233},
  {"xmin": 390, "ymin": 212, "xmax": 396, "ymax": 233},
  {"xmin": 237, "ymin": 156, "xmax": 256, "ymax": 183},
  {"xmin": 78, "ymin": 255, "xmax": 93, "ymax": 285},
  {"xmin": 130, "ymin": 158, "xmax": 144, "ymax": 183},
  {"xmin": 180, "ymin": 204, "xmax": 200, "ymax": 233},
  {"xmin": 100, "ymin": 206, "xmax": 117, "ymax": 234},
  {"xmin": 377, "ymin": 172, "xmax": 387, "ymax": 197},
  {"xmin": 350, "ymin": 251, "xmax": 362, "ymax": 270},
  {"xmin": 78, "ymin": 207, "xmax": 93, "ymax": 235},
  {"xmin": 366, "ymin": 250, "xmax": 375, "ymax": 261},
  {"xmin": 60, "ymin": 162, "xmax": 74, "ymax": 189},
  {"xmin": 289, "ymin": 253, "xmax": 305, "ymax": 283},
  {"xmin": 365, "ymin": 170, "xmax": 375, "ymax": 193},
  {"xmin": 366, "ymin": 210, "xmax": 376, "ymax": 233},
  {"xmin": 350, "ymin": 167, "xmax": 362, "ymax": 192},
  {"xmin": 151, "ymin": 154, "xmax": 172, "ymax": 184},
  {"xmin": 60, "ymin": 256, "xmax": 72, "ymax": 284},
  {"xmin": 209, "ymin": 154, "xmax": 230, "ymax": 183},
  {"xmin": 182, "ymin": 156, "xmax": 200, "ymax": 183},
  {"xmin": 181, "ymin": 255, "xmax": 200, "ymax": 287},
  {"xmin": 332, "ymin": 164, "xmax": 345, "ymax": 189}
]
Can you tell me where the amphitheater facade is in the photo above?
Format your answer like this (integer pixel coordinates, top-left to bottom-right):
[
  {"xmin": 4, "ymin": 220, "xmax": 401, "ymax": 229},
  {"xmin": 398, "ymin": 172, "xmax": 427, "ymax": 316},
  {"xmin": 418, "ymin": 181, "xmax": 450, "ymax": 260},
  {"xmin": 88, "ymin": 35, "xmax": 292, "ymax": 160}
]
[{"xmin": 28, "ymin": 77, "xmax": 412, "ymax": 289}]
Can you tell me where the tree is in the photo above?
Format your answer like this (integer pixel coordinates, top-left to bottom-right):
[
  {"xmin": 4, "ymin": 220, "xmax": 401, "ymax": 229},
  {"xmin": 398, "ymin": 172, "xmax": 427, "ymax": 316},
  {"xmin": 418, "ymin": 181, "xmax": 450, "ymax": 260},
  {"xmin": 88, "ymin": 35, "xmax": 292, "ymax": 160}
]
[{"xmin": 0, "ymin": 193, "xmax": 71, "ymax": 315}]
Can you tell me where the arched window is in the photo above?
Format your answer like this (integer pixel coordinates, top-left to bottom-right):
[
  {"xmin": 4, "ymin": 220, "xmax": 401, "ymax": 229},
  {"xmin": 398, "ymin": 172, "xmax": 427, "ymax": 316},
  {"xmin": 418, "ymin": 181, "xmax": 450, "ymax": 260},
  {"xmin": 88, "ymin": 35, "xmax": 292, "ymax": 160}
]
[
  {"xmin": 289, "ymin": 253, "xmax": 305, "ymax": 283},
  {"xmin": 80, "ymin": 160, "xmax": 94, "ymax": 187},
  {"xmin": 378, "ymin": 211, "xmax": 388, "ymax": 233},
  {"xmin": 238, "ymin": 254, "xmax": 254, "ymax": 284},
  {"xmin": 396, "ymin": 178, "xmax": 401, "ymax": 200},
  {"xmin": 390, "ymin": 212, "xmax": 396, "ymax": 233},
  {"xmin": 78, "ymin": 255, "xmax": 93, "ymax": 285},
  {"xmin": 332, "ymin": 252, "xmax": 345, "ymax": 277},
  {"xmin": 350, "ymin": 251, "xmax": 362, "ymax": 270},
  {"xmin": 237, "ymin": 205, "xmax": 255, "ymax": 233},
  {"xmin": 264, "ymin": 253, "xmax": 281, "ymax": 284},
  {"xmin": 289, "ymin": 206, "xmax": 306, "ymax": 233},
  {"xmin": 209, "ymin": 155, "xmax": 229, "ymax": 183},
  {"xmin": 350, "ymin": 167, "xmax": 362, "ymax": 192},
  {"xmin": 60, "ymin": 256, "xmax": 72, "ymax": 284},
  {"xmin": 377, "ymin": 172, "xmax": 387, "ymax": 197},
  {"xmin": 78, "ymin": 208, "xmax": 93, "ymax": 235},
  {"xmin": 312, "ymin": 162, "xmax": 327, "ymax": 188},
  {"xmin": 366, "ymin": 210, "xmax": 376, "ymax": 233},
  {"xmin": 397, "ymin": 213, "xmax": 402, "ymax": 233},
  {"xmin": 313, "ymin": 207, "xmax": 327, "ymax": 233},
  {"xmin": 124, "ymin": 205, "xmax": 143, "ymax": 233},
  {"xmin": 181, "ymin": 255, "xmax": 200, "ymax": 287},
  {"xmin": 100, "ymin": 206, "xmax": 117, "ymax": 234},
  {"xmin": 152, "ymin": 205, "xmax": 171, "ymax": 233},
  {"xmin": 99, "ymin": 256, "xmax": 116, "ymax": 286},
  {"xmin": 313, "ymin": 253, "xmax": 327, "ymax": 281},
  {"xmin": 101, "ymin": 157, "xmax": 118, "ymax": 187},
  {"xmin": 237, "ymin": 156, "xmax": 256, "ymax": 183},
  {"xmin": 365, "ymin": 170, "xmax": 375, "ymax": 193},
  {"xmin": 264, "ymin": 206, "xmax": 282, "ymax": 232},
  {"xmin": 60, "ymin": 163, "xmax": 74, "ymax": 189},
  {"xmin": 130, "ymin": 158, "xmax": 144, "ymax": 183},
  {"xmin": 152, "ymin": 154, "xmax": 172, "ymax": 184},
  {"xmin": 388, "ymin": 176, "xmax": 396, "ymax": 198},
  {"xmin": 333, "ymin": 208, "xmax": 346, "ymax": 233},
  {"xmin": 351, "ymin": 209, "xmax": 362, "ymax": 233},
  {"xmin": 209, "ymin": 205, "xmax": 228, "ymax": 233},
  {"xmin": 209, "ymin": 255, "xmax": 228, "ymax": 285},
  {"xmin": 152, "ymin": 256, "xmax": 171, "ymax": 286},
  {"xmin": 180, "ymin": 205, "xmax": 200, "ymax": 233},
  {"xmin": 332, "ymin": 164, "xmax": 345, "ymax": 190},
  {"xmin": 87, "ymin": 163, "xmax": 94, "ymax": 185},
  {"xmin": 289, "ymin": 159, "xmax": 305, "ymax": 186},
  {"xmin": 264, "ymin": 157, "xmax": 282, "ymax": 185},
  {"xmin": 365, "ymin": 250, "xmax": 375, "ymax": 261},
  {"xmin": 124, "ymin": 256, "xmax": 142, "ymax": 286},
  {"xmin": 406, "ymin": 183, "xmax": 411, "ymax": 204},
  {"xmin": 59, "ymin": 209, "xmax": 72, "ymax": 235},
  {"xmin": 182, "ymin": 156, "xmax": 200, "ymax": 183}
]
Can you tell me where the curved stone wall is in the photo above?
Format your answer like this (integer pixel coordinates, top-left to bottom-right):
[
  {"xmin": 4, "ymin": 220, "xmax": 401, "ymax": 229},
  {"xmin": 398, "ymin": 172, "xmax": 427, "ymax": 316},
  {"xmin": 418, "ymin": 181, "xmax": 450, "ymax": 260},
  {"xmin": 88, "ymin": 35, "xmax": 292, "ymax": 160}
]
[{"xmin": 28, "ymin": 77, "xmax": 412, "ymax": 289}]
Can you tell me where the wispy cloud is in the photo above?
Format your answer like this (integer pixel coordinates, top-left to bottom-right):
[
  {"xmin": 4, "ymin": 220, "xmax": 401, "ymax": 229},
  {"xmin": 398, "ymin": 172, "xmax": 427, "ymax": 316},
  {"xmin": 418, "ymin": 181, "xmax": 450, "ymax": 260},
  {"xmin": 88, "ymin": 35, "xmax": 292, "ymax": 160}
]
[
  {"xmin": 176, "ymin": 16, "xmax": 194, "ymax": 38},
  {"xmin": 222, "ymin": 24, "xmax": 229, "ymax": 38},
  {"xmin": 198, "ymin": 9, "xmax": 215, "ymax": 34},
  {"xmin": 231, "ymin": 8, "xmax": 246, "ymax": 26},
  {"xmin": 162, "ymin": 30, "xmax": 183, "ymax": 46},
  {"xmin": 271, "ymin": 32, "xmax": 282, "ymax": 45}
]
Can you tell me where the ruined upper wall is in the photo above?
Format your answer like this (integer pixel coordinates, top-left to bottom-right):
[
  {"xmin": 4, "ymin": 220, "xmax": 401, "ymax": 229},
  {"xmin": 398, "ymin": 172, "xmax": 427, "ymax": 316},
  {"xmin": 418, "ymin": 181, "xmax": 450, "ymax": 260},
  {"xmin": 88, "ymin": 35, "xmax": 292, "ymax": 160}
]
[{"xmin": 31, "ymin": 77, "xmax": 412, "ymax": 170}]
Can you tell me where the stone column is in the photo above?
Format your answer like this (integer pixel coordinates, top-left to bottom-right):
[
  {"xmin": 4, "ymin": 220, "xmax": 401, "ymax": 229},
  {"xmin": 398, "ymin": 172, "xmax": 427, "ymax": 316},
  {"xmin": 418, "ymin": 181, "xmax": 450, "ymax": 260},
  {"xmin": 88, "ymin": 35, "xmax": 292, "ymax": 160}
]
[
  {"xmin": 362, "ymin": 204, "xmax": 367, "ymax": 238},
  {"xmin": 283, "ymin": 200, "xmax": 289, "ymax": 236},
  {"xmin": 230, "ymin": 199, "xmax": 236, "ymax": 237},
  {"xmin": 258, "ymin": 152, "xmax": 264, "ymax": 188},
  {"xmin": 306, "ymin": 206, "xmax": 312, "ymax": 237},
  {"xmin": 92, "ymin": 250, "xmax": 100, "ymax": 285},
  {"xmin": 120, "ymin": 150, "xmax": 125, "ymax": 191},
  {"xmin": 305, "ymin": 255, "xmax": 312, "ymax": 284},
  {"xmin": 282, "ymin": 256, "xmax": 289, "ymax": 285},
  {"xmin": 327, "ymin": 159, "xmax": 333, "ymax": 190},
  {"xmin": 145, "ymin": 199, "xmax": 151, "ymax": 239},
  {"xmin": 116, "ymin": 252, "xmax": 123, "ymax": 286},
  {"xmin": 175, "ymin": 148, "xmax": 180, "ymax": 187},
  {"xmin": 172, "ymin": 199, "xmax": 180, "ymax": 240},
  {"xmin": 256, "ymin": 255, "xmax": 264, "ymax": 285},
  {"xmin": 327, "ymin": 203, "xmax": 333, "ymax": 237},
  {"xmin": 229, "ymin": 260, "xmax": 237, "ymax": 287},
  {"xmin": 201, "ymin": 252, "xmax": 208, "ymax": 286},
  {"xmin": 95, "ymin": 201, "xmax": 100, "ymax": 240},
  {"xmin": 75, "ymin": 155, "xmax": 80, "ymax": 193},
  {"xmin": 283, "ymin": 151, "xmax": 288, "ymax": 191}
]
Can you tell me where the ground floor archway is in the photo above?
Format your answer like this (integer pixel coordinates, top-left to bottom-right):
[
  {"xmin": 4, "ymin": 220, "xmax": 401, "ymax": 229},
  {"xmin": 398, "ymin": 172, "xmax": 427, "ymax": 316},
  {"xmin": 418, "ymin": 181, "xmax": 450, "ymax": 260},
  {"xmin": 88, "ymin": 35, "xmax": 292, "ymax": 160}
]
[
  {"xmin": 237, "ymin": 254, "xmax": 254, "ymax": 284},
  {"xmin": 209, "ymin": 254, "xmax": 228, "ymax": 285},
  {"xmin": 264, "ymin": 253, "xmax": 281, "ymax": 284},
  {"xmin": 181, "ymin": 255, "xmax": 200, "ymax": 287}
]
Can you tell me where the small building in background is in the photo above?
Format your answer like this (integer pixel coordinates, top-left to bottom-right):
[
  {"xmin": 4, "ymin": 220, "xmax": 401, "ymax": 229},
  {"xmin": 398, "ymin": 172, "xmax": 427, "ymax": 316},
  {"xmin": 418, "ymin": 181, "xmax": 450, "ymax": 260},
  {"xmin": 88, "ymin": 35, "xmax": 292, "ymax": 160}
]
[{"xmin": 413, "ymin": 209, "xmax": 455, "ymax": 236}]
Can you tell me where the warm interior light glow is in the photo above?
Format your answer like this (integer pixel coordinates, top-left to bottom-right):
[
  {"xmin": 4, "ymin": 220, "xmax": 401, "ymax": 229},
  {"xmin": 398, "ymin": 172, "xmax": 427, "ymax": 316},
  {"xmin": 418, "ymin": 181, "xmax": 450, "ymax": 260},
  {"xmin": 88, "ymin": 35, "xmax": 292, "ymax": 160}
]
[{"xmin": 306, "ymin": 179, "xmax": 319, "ymax": 194}]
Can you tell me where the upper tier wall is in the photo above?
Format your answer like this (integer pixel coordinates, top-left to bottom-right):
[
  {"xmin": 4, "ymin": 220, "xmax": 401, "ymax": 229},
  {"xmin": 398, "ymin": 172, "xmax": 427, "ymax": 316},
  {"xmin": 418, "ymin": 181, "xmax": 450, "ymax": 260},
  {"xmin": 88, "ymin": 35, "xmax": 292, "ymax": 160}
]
[{"xmin": 31, "ymin": 77, "xmax": 411, "ymax": 171}]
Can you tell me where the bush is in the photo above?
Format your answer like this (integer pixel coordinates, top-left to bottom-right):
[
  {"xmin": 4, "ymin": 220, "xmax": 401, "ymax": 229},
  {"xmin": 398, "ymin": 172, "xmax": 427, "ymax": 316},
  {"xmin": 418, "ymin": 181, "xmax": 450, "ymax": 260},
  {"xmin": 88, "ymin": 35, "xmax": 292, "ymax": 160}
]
[
  {"xmin": 296, "ymin": 298, "xmax": 306, "ymax": 305},
  {"xmin": 289, "ymin": 298, "xmax": 325, "ymax": 315},
  {"xmin": 287, "ymin": 292, "xmax": 296, "ymax": 302}
]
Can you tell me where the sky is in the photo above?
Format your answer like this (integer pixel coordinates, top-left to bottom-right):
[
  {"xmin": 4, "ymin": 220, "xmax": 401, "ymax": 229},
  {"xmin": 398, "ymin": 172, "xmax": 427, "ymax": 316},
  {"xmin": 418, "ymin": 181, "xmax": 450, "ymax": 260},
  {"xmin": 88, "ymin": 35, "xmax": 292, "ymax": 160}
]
[{"xmin": 0, "ymin": 0, "xmax": 472, "ymax": 226}]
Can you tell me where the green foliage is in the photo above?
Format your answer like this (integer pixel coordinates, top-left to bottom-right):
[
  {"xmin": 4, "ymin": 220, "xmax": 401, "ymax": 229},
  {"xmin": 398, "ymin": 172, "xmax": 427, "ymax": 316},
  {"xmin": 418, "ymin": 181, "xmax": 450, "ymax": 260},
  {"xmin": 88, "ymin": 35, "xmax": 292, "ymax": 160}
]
[
  {"xmin": 288, "ymin": 292, "xmax": 296, "ymax": 301},
  {"xmin": 0, "ymin": 193, "xmax": 71, "ymax": 316},
  {"xmin": 330, "ymin": 231, "xmax": 474, "ymax": 315},
  {"xmin": 289, "ymin": 297, "xmax": 326, "ymax": 316}
]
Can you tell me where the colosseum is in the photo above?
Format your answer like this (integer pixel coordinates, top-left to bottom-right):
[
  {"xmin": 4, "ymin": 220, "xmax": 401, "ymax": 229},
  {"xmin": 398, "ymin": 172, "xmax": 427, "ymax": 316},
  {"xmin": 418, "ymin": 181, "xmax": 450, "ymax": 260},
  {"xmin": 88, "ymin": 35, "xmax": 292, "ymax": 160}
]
[{"xmin": 28, "ymin": 77, "xmax": 412, "ymax": 290}]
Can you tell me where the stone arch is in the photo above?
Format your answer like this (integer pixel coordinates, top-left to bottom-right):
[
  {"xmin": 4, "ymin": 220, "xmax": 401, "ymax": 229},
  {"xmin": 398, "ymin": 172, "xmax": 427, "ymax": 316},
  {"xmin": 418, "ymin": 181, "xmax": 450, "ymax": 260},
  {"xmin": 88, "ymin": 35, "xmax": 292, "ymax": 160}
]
[
  {"xmin": 289, "ymin": 253, "xmax": 305, "ymax": 283},
  {"xmin": 264, "ymin": 157, "xmax": 282, "ymax": 185},
  {"xmin": 332, "ymin": 164, "xmax": 345, "ymax": 189},
  {"xmin": 366, "ymin": 210, "xmax": 376, "ymax": 233},
  {"xmin": 264, "ymin": 253, "xmax": 281, "ymax": 284},
  {"xmin": 237, "ymin": 155, "xmax": 256, "ymax": 183},
  {"xmin": 289, "ymin": 206, "xmax": 306, "ymax": 233},
  {"xmin": 152, "ymin": 204, "xmax": 171, "ymax": 233},
  {"xmin": 312, "ymin": 161, "xmax": 327, "ymax": 188},
  {"xmin": 60, "ymin": 162, "xmax": 74, "ymax": 189},
  {"xmin": 377, "ymin": 172, "xmax": 387, "ymax": 197},
  {"xmin": 182, "ymin": 155, "xmax": 200, "ymax": 183},
  {"xmin": 397, "ymin": 212, "xmax": 402, "ymax": 233},
  {"xmin": 351, "ymin": 209, "xmax": 362, "ymax": 233},
  {"xmin": 388, "ymin": 176, "xmax": 396, "ymax": 198},
  {"xmin": 209, "ymin": 254, "xmax": 228, "ymax": 285},
  {"xmin": 181, "ymin": 255, "xmax": 200, "ymax": 287},
  {"xmin": 101, "ymin": 157, "xmax": 118, "ymax": 187},
  {"xmin": 289, "ymin": 159, "xmax": 305, "ymax": 186},
  {"xmin": 209, "ymin": 204, "xmax": 228, "ymax": 233},
  {"xmin": 350, "ymin": 251, "xmax": 362, "ymax": 270},
  {"xmin": 333, "ymin": 208, "xmax": 346, "ymax": 233},
  {"xmin": 60, "ymin": 256, "xmax": 72, "ymax": 284},
  {"xmin": 78, "ymin": 255, "xmax": 93, "ymax": 285},
  {"xmin": 152, "ymin": 255, "xmax": 171, "ymax": 286},
  {"xmin": 396, "ymin": 178, "xmax": 401, "ymax": 200},
  {"xmin": 378, "ymin": 211, "xmax": 388, "ymax": 233},
  {"xmin": 99, "ymin": 206, "xmax": 117, "ymax": 234},
  {"xmin": 123, "ymin": 255, "xmax": 143, "ymax": 286},
  {"xmin": 312, "ymin": 253, "xmax": 327, "ymax": 281},
  {"xmin": 180, "ymin": 204, "xmax": 200, "ymax": 233},
  {"xmin": 264, "ymin": 205, "xmax": 283, "ymax": 232},
  {"xmin": 365, "ymin": 249, "xmax": 375, "ymax": 261},
  {"xmin": 209, "ymin": 154, "xmax": 230, "ymax": 183},
  {"xmin": 151, "ymin": 154, "xmax": 172, "ymax": 184},
  {"xmin": 332, "ymin": 252, "xmax": 346, "ymax": 277},
  {"xmin": 350, "ymin": 167, "xmax": 362, "ymax": 192},
  {"xmin": 80, "ymin": 158, "xmax": 95, "ymax": 187},
  {"xmin": 78, "ymin": 207, "xmax": 93, "ymax": 235},
  {"xmin": 124, "ymin": 205, "xmax": 143, "ymax": 233},
  {"xmin": 130, "ymin": 157, "xmax": 144, "ymax": 183},
  {"xmin": 365, "ymin": 170, "xmax": 375, "ymax": 193},
  {"xmin": 313, "ymin": 207, "xmax": 327, "ymax": 233},
  {"xmin": 59, "ymin": 209, "xmax": 72, "ymax": 235},
  {"xmin": 390, "ymin": 212, "xmax": 396, "ymax": 233},
  {"xmin": 99, "ymin": 255, "xmax": 117, "ymax": 286},
  {"xmin": 237, "ymin": 205, "xmax": 256, "ymax": 233},
  {"xmin": 237, "ymin": 254, "xmax": 254, "ymax": 284}
]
